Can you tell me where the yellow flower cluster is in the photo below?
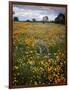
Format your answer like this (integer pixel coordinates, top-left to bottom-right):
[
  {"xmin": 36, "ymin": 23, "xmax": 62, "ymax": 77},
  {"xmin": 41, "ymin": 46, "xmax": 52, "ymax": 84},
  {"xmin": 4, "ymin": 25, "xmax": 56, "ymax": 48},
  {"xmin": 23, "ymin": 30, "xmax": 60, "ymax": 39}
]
[{"xmin": 24, "ymin": 38, "xmax": 35, "ymax": 45}]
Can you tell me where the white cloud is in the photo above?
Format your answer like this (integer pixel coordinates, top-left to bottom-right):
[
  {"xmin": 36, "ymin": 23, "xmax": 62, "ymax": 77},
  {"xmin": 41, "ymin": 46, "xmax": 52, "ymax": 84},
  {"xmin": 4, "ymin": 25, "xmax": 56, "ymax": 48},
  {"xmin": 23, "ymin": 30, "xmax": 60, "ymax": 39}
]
[
  {"xmin": 13, "ymin": 6, "xmax": 47, "ymax": 21},
  {"xmin": 13, "ymin": 5, "xmax": 65, "ymax": 21}
]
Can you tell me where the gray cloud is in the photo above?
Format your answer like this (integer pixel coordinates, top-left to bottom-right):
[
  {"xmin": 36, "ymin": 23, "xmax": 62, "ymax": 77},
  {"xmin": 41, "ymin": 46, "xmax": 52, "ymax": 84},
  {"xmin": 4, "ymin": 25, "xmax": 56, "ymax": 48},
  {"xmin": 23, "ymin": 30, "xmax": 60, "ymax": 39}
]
[{"xmin": 13, "ymin": 5, "xmax": 65, "ymax": 21}]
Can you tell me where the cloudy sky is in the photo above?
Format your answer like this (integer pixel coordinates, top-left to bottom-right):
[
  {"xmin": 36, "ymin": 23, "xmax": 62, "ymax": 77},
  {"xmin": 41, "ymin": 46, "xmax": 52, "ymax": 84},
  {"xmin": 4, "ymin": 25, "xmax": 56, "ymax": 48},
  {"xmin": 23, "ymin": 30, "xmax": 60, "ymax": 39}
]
[{"xmin": 13, "ymin": 4, "xmax": 65, "ymax": 21}]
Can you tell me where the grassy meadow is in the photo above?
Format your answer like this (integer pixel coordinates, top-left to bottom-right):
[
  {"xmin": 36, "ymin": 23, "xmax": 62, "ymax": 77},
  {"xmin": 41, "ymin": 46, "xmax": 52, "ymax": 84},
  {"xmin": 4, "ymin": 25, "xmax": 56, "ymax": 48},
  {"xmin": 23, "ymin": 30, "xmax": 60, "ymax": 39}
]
[{"xmin": 12, "ymin": 22, "xmax": 67, "ymax": 86}]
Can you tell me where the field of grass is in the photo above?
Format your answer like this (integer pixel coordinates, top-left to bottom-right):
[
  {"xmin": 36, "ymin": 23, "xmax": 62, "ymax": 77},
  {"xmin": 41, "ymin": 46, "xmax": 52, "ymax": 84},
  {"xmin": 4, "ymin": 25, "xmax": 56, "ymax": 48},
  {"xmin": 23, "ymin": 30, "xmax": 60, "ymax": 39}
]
[{"xmin": 12, "ymin": 22, "xmax": 67, "ymax": 86}]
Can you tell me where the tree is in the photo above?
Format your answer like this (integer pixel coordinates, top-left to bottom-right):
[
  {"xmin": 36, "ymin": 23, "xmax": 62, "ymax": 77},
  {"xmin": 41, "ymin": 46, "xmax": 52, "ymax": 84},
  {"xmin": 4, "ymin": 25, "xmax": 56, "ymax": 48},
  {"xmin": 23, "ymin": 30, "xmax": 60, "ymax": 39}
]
[
  {"xmin": 43, "ymin": 16, "xmax": 48, "ymax": 23},
  {"xmin": 26, "ymin": 19, "xmax": 31, "ymax": 22},
  {"xmin": 32, "ymin": 18, "xmax": 36, "ymax": 22},
  {"xmin": 55, "ymin": 13, "xmax": 65, "ymax": 24},
  {"xmin": 14, "ymin": 17, "xmax": 19, "ymax": 21}
]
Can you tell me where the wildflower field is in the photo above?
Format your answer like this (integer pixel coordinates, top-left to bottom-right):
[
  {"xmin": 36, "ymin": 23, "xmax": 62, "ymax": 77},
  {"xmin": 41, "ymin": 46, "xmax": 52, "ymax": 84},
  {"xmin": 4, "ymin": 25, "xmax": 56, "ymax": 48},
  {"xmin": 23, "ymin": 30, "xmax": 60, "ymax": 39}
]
[{"xmin": 12, "ymin": 22, "xmax": 67, "ymax": 86}]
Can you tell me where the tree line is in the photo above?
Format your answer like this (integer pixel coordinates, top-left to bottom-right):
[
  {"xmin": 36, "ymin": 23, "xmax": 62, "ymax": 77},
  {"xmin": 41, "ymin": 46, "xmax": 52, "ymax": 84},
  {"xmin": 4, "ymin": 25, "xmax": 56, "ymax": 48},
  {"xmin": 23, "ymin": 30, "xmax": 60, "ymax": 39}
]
[{"xmin": 13, "ymin": 13, "xmax": 65, "ymax": 24}]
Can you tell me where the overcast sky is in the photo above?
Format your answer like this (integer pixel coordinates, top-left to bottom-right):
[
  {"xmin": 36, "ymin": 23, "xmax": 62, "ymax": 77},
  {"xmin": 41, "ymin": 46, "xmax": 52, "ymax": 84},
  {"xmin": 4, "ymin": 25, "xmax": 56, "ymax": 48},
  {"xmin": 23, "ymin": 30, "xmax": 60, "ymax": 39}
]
[{"xmin": 13, "ymin": 4, "xmax": 66, "ymax": 21}]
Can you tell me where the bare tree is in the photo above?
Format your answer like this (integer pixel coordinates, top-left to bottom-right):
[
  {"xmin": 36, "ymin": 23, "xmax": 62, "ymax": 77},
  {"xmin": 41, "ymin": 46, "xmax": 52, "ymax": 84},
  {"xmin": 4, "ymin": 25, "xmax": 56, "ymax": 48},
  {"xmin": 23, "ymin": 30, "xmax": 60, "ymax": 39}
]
[{"xmin": 43, "ymin": 16, "xmax": 48, "ymax": 23}]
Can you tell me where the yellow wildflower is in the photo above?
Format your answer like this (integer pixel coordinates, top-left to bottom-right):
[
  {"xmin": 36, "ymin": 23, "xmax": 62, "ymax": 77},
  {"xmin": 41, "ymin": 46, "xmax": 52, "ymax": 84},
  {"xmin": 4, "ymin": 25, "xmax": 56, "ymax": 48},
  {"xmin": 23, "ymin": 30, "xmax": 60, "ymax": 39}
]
[{"xmin": 24, "ymin": 38, "xmax": 33, "ymax": 45}]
